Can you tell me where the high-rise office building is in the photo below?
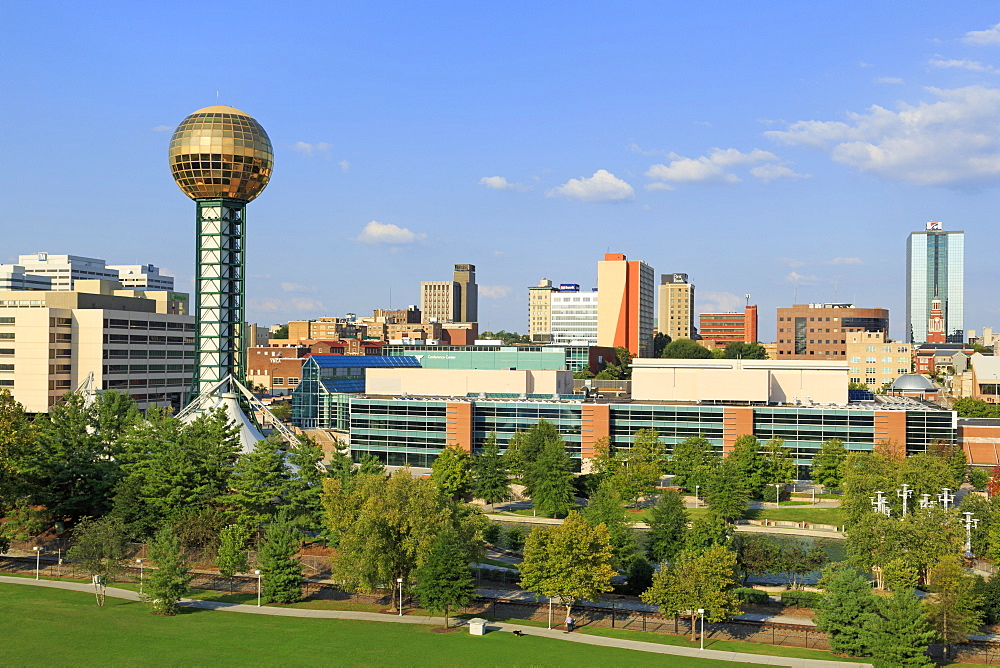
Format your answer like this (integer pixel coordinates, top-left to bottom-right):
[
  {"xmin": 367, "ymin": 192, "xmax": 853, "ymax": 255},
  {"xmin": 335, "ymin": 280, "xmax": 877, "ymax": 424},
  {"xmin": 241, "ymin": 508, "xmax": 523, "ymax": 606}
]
[
  {"xmin": 420, "ymin": 263, "xmax": 478, "ymax": 324},
  {"xmin": 453, "ymin": 264, "xmax": 478, "ymax": 323},
  {"xmin": 6, "ymin": 253, "xmax": 175, "ymax": 291},
  {"xmin": 657, "ymin": 273, "xmax": 695, "ymax": 340},
  {"xmin": 699, "ymin": 305, "xmax": 758, "ymax": 349},
  {"xmin": 597, "ymin": 253, "xmax": 655, "ymax": 358},
  {"xmin": 551, "ymin": 284, "xmax": 599, "ymax": 346},
  {"xmin": 527, "ymin": 278, "xmax": 559, "ymax": 343},
  {"xmin": 776, "ymin": 303, "xmax": 889, "ymax": 360},
  {"xmin": 907, "ymin": 222, "xmax": 964, "ymax": 344}
]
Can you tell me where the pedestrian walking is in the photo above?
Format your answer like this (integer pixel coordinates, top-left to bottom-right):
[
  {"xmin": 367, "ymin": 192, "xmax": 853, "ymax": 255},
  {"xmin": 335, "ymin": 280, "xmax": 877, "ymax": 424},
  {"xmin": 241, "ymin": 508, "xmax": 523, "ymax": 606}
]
[{"xmin": 564, "ymin": 614, "xmax": 574, "ymax": 633}]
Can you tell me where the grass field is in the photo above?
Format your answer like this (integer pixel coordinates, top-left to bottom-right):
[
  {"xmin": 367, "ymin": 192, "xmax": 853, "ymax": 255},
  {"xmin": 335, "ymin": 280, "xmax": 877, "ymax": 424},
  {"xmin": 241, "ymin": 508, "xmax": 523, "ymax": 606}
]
[
  {"xmin": 748, "ymin": 507, "xmax": 844, "ymax": 526},
  {"xmin": 0, "ymin": 584, "xmax": 762, "ymax": 667}
]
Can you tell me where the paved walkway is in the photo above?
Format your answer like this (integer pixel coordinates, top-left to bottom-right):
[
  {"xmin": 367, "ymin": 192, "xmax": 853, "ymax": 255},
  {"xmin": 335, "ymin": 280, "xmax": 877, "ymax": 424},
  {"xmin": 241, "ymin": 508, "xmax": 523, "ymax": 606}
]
[
  {"xmin": 485, "ymin": 514, "xmax": 845, "ymax": 539},
  {"xmin": 0, "ymin": 576, "xmax": 869, "ymax": 667}
]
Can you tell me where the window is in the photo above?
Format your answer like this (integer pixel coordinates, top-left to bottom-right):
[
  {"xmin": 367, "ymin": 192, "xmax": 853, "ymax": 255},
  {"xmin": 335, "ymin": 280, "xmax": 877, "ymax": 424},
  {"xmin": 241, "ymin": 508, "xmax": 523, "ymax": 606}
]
[
  {"xmin": 0, "ymin": 317, "xmax": 14, "ymax": 324},
  {"xmin": 287, "ymin": 377, "xmax": 299, "ymax": 386},
  {"xmin": 0, "ymin": 333, "xmax": 13, "ymax": 340},
  {"xmin": 866, "ymin": 346, "xmax": 876, "ymax": 353},
  {"xmin": 273, "ymin": 377, "xmax": 284, "ymax": 385},
  {"xmin": 850, "ymin": 356, "xmax": 861, "ymax": 363},
  {"xmin": 866, "ymin": 356, "xmax": 876, "ymax": 363}
]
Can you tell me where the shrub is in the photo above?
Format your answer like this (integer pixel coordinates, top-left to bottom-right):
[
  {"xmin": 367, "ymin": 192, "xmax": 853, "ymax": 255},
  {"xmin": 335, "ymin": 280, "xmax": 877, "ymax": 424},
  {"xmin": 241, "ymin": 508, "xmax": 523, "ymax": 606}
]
[
  {"xmin": 504, "ymin": 526, "xmax": 526, "ymax": 553},
  {"xmin": 732, "ymin": 587, "xmax": 770, "ymax": 605},
  {"xmin": 780, "ymin": 590, "xmax": 824, "ymax": 609},
  {"xmin": 482, "ymin": 522, "xmax": 502, "ymax": 545}
]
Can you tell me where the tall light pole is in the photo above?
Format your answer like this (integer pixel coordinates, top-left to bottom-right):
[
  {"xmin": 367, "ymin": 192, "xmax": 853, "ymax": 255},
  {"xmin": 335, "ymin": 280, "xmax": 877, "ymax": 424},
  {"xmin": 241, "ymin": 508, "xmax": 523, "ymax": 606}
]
[
  {"xmin": 254, "ymin": 569, "xmax": 261, "ymax": 607},
  {"xmin": 774, "ymin": 483, "xmax": 781, "ymax": 508},
  {"xmin": 938, "ymin": 488, "xmax": 953, "ymax": 510},
  {"xmin": 695, "ymin": 485, "xmax": 700, "ymax": 508},
  {"xmin": 897, "ymin": 483, "xmax": 912, "ymax": 518},
  {"xmin": 397, "ymin": 578, "xmax": 404, "ymax": 616},
  {"xmin": 962, "ymin": 512, "xmax": 980, "ymax": 555},
  {"xmin": 32, "ymin": 546, "xmax": 42, "ymax": 580},
  {"xmin": 136, "ymin": 558, "xmax": 145, "ymax": 596},
  {"xmin": 697, "ymin": 608, "xmax": 705, "ymax": 650}
]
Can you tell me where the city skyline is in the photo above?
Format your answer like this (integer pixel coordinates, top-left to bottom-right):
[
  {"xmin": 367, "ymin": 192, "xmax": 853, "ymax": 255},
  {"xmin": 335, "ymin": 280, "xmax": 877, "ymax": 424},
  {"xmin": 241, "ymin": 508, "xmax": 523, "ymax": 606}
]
[{"xmin": 3, "ymin": 3, "xmax": 1000, "ymax": 341}]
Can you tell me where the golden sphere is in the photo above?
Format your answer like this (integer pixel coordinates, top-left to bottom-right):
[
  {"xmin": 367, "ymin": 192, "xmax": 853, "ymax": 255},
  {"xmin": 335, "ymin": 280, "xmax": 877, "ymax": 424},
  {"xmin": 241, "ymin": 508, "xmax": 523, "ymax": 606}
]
[{"xmin": 168, "ymin": 105, "xmax": 273, "ymax": 202}]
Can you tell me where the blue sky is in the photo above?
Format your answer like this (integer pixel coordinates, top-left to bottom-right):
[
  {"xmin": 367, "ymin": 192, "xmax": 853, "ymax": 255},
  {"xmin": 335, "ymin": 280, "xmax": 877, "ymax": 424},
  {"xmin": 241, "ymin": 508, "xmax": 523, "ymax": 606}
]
[{"xmin": 2, "ymin": 2, "xmax": 999, "ymax": 341}]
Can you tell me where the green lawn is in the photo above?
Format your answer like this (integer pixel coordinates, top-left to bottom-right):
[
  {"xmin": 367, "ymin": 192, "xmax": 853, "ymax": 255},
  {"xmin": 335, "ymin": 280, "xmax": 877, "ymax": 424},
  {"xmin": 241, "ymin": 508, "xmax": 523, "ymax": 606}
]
[
  {"xmin": 0, "ymin": 584, "xmax": 756, "ymax": 667},
  {"xmin": 748, "ymin": 507, "xmax": 844, "ymax": 526}
]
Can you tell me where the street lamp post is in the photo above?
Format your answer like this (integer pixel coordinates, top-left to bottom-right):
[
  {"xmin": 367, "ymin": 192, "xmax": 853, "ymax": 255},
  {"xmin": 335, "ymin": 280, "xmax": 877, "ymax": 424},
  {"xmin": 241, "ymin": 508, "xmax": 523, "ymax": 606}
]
[
  {"xmin": 32, "ymin": 546, "xmax": 42, "ymax": 580},
  {"xmin": 697, "ymin": 608, "xmax": 705, "ymax": 650},
  {"xmin": 548, "ymin": 598, "xmax": 552, "ymax": 629},
  {"xmin": 774, "ymin": 483, "xmax": 781, "ymax": 508},
  {"xmin": 695, "ymin": 485, "xmax": 700, "ymax": 508},
  {"xmin": 938, "ymin": 488, "xmax": 953, "ymax": 510},
  {"xmin": 897, "ymin": 483, "xmax": 912, "ymax": 518},
  {"xmin": 397, "ymin": 578, "xmax": 404, "ymax": 616},
  {"xmin": 254, "ymin": 570, "xmax": 261, "ymax": 607},
  {"xmin": 136, "ymin": 559, "xmax": 145, "ymax": 596},
  {"xmin": 962, "ymin": 512, "xmax": 980, "ymax": 556}
]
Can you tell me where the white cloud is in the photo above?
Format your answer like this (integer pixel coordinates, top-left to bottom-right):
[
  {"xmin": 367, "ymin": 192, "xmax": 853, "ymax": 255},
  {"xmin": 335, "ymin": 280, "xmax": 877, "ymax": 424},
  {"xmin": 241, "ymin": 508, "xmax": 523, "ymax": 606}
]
[
  {"xmin": 765, "ymin": 86, "xmax": 1000, "ymax": 185},
  {"xmin": 749, "ymin": 163, "xmax": 810, "ymax": 182},
  {"xmin": 479, "ymin": 176, "xmax": 528, "ymax": 191},
  {"xmin": 479, "ymin": 285, "xmax": 512, "ymax": 299},
  {"xmin": 784, "ymin": 271, "xmax": 821, "ymax": 285},
  {"xmin": 545, "ymin": 169, "xmax": 634, "ymax": 202},
  {"xmin": 354, "ymin": 220, "xmax": 426, "ymax": 245},
  {"xmin": 964, "ymin": 23, "xmax": 1000, "ymax": 45},
  {"xmin": 646, "ymin": 148, "xmax": 792, "ymax": 186},
  {"xmin": 698, "ymin": 291, "xmax": 745, "ymax": 314},
  {"xmin": 280, "ymin": 282, "xmax": 316, "ymax": 293},
  {"xmin": 874, "ymin": 76, "xmax": 904, "ymax": 84},
  {"xmin": 292, "ymin": 141, "xmax": 332, "ymax": 156},
  {"xmin": 338, "ymin": 160, "xmax": 350, "ymax": 172},
  {"xmin": 644, "ymin": 182, "xmax": 675, "ymax": 191},
  {"xmin": 777, "ymin": 257, "xmax": 807, "ymax": 268},
  {"xmin": 930, "ymin": 58, "xmax": 996, "ymax": 73},
  {"xmin": 249, "ymin": 297, "xmax": 325, "ymax": 315},
  {"xmin": 825, "ymin": 257, "xmax": 863, "ymax": 265},
  {"xmin": 151, "ymin": 125, "xmax": 172, "ymax": 132}
]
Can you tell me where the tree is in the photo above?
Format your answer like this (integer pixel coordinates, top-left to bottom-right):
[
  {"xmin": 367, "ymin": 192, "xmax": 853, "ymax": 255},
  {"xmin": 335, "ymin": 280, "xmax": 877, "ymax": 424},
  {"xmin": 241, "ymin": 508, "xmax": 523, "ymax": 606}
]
[
  {"xmin": 258, "ymin": 518, "xmax": 304, "ymax": 604},
  {"xmin": 268, "ymin": 401, "xmax": 292, "ymax": 422},
  {"xmin": 503, "ymin": 420, "xmax": 561, "ymax": 481},
  {"xmin": 925, "ymin": 440, "xmax": 967, "ymax": 490},
  {"xmin": 733, "ymin": 533, "xmax": 779, "ymax": 584},
  {"xmin": 772, "ymin": 541, "xmax": 827, "ymax": 590},
  {"xmin": 972, "ymin": 574, "xmax": 1000, "ymax": 626},
  {"xmin": 811, "ymin": 439, "xmax": 848, "ymax": 489},
  {"xmin": 661, "ymin": 338, "xmax": 712, "ymax": 359},
  {"xmin": 901, "ymin": 453, "xmax": 961, "ymax": 502},
  {"xmin": 952, "ymin": 397, "xmax": 1000, "ymax": 418},
  {"xmin": 581, "ymin": 480, "xmax": 636, "ymax": 568},
  {"xmin": 412, "ymin": 526, "xmax": 476, "ymax": 628},
  {"xmin": 760, "ymin": 439, "xmax": 795, "ymax": 491},
  {"xmin": 685, "ymin": 512, "xmax": 733, "ymax": 551},
  {"xmin": 989, "ymin": 466, "xmax": 1000, "ymax": 498},
  {"xmin": 862, "ymin": 588, "xmax": 935, "ymax": 668},
  {"xmin": 652, "ymin": 332, "xmax": 671, "ymax": 358},
  {"xmin": 841, "ymin": 451, "xmax": 902, "ymax": 527},
  {"xmin": 646, "ymin": 490, "xmax": 688, "ymax": 564},
  {"xmin": 610, "ymin": 428, "xmax": 666, "ymax": 508},
  {"xmin": 815, "ymin": 566, "xmax": 877, "ymax": 657},
  {"xmin": 721, "ymin": 342, "xmax": 768, "ymax": 359},
  {"xmin": 625, "ymin": 556, "xmax": 654, "ymax": 596},
  {"xmin": 924, "ymin": 555, "xmax": 983, "ymax": 661},
  {"xmin": 67, "ymin": 516, "xmax": 132, "ymax": 606},
  {"xmin": 727, "ymin": 435, "xmax": 769, "ymax": 499},
  {"xmin": 216, "ymin": 524, "xmax": 252, "ymax": 593},
  {"xmin": 703, "ymin": 458, "xmax": 751, "ymax": 522},
  {"xmin": 472, "ymin": 434, "xmax": 511, "ymax": 510},
  {"xmin": 0, "ymin": 390, "xmax": 32, "ymax": 552},
  {"xmin": 284, "ymin": 435, "xmax": 329, "ymax": 533},
  {"xmin": 641, "ymin": 544, "xmax": 740, "ymax": 641},
  {"xmin": 271, "ymin": 324, "xmax": 289, "ymax": 339},
  {"xmin": 322, "ymin": 468, "xmax": 482, "ymax": 599},
  {"xmin": 221, "ymin": 438, "xmax": 288, "ymax": 528},
  {"xmin": 668, "ymin": 436, "xmax": 719, "ymax": 491},
  {"xmin": 145, "ymin": 525, "xmax": 193, "ymax": 615},
  {"xmin": 18, "ymin": 393, "xmax": 120, "ymax": 523},
  {"xmin": 524, "ymin": 440, "xmax": 575, "ymax": 518},
  {"xmin": 431, "ymin": 443, "xmax": 474, "ymax": 500},
  {"xmin": 518, "ymin": 512, "xmax": 616, "ymax": 618}
]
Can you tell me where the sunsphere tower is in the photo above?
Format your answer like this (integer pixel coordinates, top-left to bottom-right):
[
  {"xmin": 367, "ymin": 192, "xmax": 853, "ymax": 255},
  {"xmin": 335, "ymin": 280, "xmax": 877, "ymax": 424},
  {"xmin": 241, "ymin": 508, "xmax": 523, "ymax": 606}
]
[{"xmin": 168, "ymin": 105, "xmax": 273, "ymax": 399}]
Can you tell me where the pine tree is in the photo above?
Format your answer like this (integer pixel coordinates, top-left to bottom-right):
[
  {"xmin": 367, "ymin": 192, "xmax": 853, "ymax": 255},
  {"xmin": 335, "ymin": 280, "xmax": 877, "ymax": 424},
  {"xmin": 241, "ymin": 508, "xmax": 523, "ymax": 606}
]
[
  {"xmin": 216, "ymin": 523, "xmax": 251, "ymax": 593},
  {"xmin": 412, "ymin": 526, "xmax": 476, "ymax": 627},
  {"xmin": 222, "ymin": 438, "xmax": 289, "ymax": 528},
  {"xmin": 815, "ymin": 567, "xmax": 877, "ymax": 657},
  {"xmin": 284, "ymin": 435, "xmax": 327, "ymax": 532},
  {"xmin": 145, "ymin": 524, "xmax": 193, "ymax": 615},
  {"xmin": 258, "ymin": 518, "xmax": 303, "ymax": 604},
  {"xmin": 525, "ymin": 440, "xmax": 575, "ymax": 518},
  {"xmin": 646, "ymin": 490, "xmax": 688, "ymax": 563},
  {"xmin": 472, "ymin": 434, "xmax": 511, "ymax": 510},
  {"xmin": 862, "ymin": 588, "xmax": 934, "ymax": 668}
]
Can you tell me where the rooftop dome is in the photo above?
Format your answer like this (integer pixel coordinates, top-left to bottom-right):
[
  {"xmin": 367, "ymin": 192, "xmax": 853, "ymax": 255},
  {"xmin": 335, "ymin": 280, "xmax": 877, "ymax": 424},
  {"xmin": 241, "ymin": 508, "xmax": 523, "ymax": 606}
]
[
  {"xmin": 168, "ymin": 105, "xmax": 273, "ymax": 202},
  {"xmin": 890, "ymin": 373, "xmax": 936, "ymax": 392}
]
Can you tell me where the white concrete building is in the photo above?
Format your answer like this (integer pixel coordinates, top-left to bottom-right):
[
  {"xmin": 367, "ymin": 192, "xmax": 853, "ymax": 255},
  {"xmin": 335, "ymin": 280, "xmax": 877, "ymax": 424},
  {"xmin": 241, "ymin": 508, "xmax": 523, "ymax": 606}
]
[{"xmin": 10, "ymin": 253, "xmax": 174, "ymax": 291}]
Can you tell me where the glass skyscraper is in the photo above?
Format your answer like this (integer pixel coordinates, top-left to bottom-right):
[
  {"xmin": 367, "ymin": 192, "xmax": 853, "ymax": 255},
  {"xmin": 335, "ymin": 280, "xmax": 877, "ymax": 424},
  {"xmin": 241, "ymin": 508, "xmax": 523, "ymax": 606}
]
[{"xmin": 906, "ymin": 223, "xmax": 964, "ymax": 344}]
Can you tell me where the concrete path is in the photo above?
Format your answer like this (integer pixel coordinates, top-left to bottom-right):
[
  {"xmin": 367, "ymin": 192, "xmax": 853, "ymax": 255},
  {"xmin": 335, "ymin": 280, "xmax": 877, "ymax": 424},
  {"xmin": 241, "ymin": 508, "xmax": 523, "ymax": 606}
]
[
  {"xmin": 485, "ymin": 514, "xmax": 845, "ymax": 539},
  {"xmin": 0, "ymin": 576, "xmax": 869, "ymax": 667}
]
